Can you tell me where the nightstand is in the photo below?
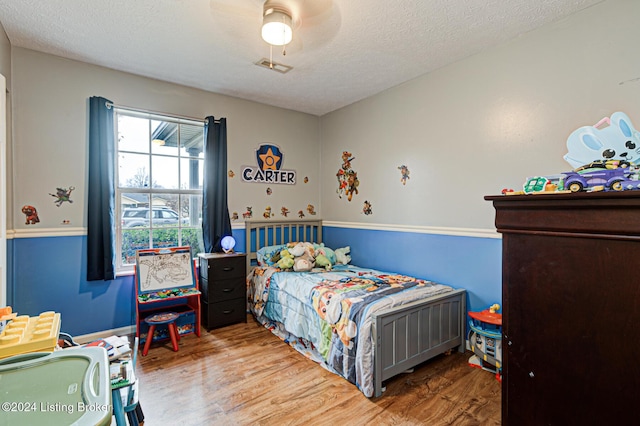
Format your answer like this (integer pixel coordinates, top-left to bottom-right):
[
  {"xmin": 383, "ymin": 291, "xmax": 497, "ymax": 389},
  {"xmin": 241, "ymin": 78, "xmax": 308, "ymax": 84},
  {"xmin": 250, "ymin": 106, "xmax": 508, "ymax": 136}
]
[{"xmin": 197, "ymin": 252, "xmax": 247, "ymax": 330}]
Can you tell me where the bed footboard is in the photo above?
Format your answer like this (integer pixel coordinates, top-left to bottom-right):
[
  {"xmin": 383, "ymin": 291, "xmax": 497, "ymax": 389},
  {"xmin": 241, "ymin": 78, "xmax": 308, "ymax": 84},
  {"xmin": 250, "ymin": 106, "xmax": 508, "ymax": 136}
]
[{"xmin": 372, "ymin": 289, "xmax": 466, "ymax": 397}]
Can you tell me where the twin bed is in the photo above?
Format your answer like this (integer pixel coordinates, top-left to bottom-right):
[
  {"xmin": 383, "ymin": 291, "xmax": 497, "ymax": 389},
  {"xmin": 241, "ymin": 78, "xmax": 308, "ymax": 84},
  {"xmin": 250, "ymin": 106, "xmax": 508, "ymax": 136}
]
[{"xmin": 244, "ymin": 219, "xmax": 466, "ymax": 397}]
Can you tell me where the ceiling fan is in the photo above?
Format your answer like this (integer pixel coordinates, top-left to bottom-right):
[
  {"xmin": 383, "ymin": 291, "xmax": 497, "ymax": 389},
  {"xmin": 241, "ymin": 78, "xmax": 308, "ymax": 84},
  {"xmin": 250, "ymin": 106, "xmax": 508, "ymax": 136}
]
[{"xmin": 209, "ymin": 0, "xmax": 339, "ymax": 58}]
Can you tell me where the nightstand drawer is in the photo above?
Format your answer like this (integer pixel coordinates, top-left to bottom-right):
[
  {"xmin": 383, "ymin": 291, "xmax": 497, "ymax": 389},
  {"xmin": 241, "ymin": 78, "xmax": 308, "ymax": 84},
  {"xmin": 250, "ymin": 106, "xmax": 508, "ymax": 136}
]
[
  {"xmin": 202, "ymin": 299, "xmax": 246, "ymax": 329},
  {"xmin": 210, "ymin": 255, "xmax": 245, "ymax": 280},
  {"xmin": 199, "ymin": 254, "xmax": 245, "ymax": 280},
  {"xmin": 210, "ymin": 278, "xmax": 245, "ymax": 302}
]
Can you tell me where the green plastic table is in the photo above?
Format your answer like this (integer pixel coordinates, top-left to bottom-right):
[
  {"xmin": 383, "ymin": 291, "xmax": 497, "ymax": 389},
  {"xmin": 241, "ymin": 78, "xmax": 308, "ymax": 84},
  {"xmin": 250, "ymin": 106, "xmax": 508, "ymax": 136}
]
[{"xmin": 0, "ymin": 347, "xmax": 111, "ymax": 425}]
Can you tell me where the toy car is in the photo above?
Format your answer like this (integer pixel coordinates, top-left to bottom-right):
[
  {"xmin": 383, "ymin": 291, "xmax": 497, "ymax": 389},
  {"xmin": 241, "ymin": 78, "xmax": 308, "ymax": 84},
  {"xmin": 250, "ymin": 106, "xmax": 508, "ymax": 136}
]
[{"xmin": 563, "ymin": 164, "xmax": 640, "ymax": 192}]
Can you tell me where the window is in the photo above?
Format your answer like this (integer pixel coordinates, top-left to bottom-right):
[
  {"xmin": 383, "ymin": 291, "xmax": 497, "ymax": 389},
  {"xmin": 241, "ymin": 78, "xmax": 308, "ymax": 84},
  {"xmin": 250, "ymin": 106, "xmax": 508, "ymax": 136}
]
[{"xmin": 115, "ymin": 109, "xmax": 205, "ymax": 272}]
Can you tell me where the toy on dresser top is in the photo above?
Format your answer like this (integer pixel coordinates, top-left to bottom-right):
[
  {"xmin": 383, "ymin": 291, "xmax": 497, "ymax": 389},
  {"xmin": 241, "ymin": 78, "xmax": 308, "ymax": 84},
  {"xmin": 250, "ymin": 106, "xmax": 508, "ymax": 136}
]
[{"xmin": 501, "ymin": 111, "xmax": 640, "ymax": 195}]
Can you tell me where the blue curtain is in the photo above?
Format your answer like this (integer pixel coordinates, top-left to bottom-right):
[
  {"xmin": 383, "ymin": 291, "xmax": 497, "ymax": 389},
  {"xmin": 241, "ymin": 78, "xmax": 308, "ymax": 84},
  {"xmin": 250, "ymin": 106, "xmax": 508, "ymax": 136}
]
[
  {"xmin": 87, "ymin": 96, "xmax": 116, "ymax": 280},
  {"xmin": 202, "ymin": 116, "xmax": 232, "ymax": 252}
]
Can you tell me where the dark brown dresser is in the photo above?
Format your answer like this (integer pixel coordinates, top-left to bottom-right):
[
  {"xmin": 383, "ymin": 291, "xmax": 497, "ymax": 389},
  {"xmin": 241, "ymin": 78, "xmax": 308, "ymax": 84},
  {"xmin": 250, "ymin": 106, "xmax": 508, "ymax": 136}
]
[
  {"xmin": 485, "ymin": 191, "xmax": 639, "ymax": 425},
  {"xmin": 198, "ymin": 252, "xmax": 247, "ymax": 330}
]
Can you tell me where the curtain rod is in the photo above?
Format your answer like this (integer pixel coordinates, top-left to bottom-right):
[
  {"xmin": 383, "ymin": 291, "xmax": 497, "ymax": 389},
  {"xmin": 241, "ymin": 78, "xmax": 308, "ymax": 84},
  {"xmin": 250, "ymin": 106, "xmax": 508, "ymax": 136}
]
[{"xmin": 105, "ymin": 101, "xmax": 221, "ymax": 124}]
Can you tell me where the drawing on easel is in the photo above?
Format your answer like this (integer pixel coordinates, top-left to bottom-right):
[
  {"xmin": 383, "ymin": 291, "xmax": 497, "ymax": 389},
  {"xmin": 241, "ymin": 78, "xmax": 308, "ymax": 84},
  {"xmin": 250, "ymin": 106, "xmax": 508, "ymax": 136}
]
[{"xmin": 135, "ymin": 246, "xmax": 196, "ymax": 294}]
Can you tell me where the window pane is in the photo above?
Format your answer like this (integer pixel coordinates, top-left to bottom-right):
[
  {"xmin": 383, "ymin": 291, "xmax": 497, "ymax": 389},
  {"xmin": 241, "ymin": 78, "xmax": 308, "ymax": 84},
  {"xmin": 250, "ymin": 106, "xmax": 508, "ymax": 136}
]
[
  {"xmin": 182, "ymin": 229, "xmax": 204, "ymax": 255},
  {"xmin": 118, "ymin": 115, "xmax": 149, "ymax": 154},
  {"xmin": 181, "ymin": 194, "xmax": 202, "ymax": 227},
  {"xmin": 122, "ymin": 228, "xmax": 150, "ymax": 265},
  {"xmin": 180, "ymin": 123, "xmax": 204, "ymax": 157},
  {"xmin": 121, "ymin": 194, "xmax": 149, "ymax": 228},
  {"xmin": 151, "ymin": 156, "xmax": 179, "ymax": 189},
  {"xmin": 151, "ymin": 120, "xmax": 180, "ymax": 156},
  {"xmin": 180, "ymin": 157, "xmax": 203, "ymax": 189},
  {"xmin": 119, "ymin": 153, "xmax": 151, "ymax": 188},
  {"xmin": 152, "ymin": 229, "xmax": 179, "ymax": 249},
  {"xmin": 151, "ymin": 195, "xmax": 180, "ymax": 228}
]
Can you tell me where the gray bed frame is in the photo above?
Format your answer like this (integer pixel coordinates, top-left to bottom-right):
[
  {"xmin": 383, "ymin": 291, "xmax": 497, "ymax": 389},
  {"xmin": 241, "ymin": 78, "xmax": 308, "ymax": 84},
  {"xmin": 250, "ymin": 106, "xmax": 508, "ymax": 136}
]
[{"xmin": 245, "ymin": 219, "xmax": 466, "ymax": 397}]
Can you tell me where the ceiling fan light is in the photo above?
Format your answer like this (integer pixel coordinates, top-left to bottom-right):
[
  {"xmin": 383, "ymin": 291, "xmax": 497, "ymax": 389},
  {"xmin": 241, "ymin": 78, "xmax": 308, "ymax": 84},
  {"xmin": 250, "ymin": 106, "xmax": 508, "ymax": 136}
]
[{"xmin": 262, "ymin": 8, "xmax": 293, "ymax": 46}]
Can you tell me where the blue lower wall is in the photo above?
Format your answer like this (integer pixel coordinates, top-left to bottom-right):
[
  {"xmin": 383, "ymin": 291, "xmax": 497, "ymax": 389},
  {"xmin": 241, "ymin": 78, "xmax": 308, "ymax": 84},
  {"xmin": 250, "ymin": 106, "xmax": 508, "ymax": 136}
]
[
  {"xmin": 7, "ymin": 230, "xmax": 245, "ymax": 336},
  {"xmin": 322, "ymin": 227, "xmax": 502, "ymax": 314},
  {"xmin": 10, "ymin": 236, "xmax": 136, "ymax": 336},
  {"xmin": 7, "ymin": 226, "xmax": 501, "ymax": 335}
]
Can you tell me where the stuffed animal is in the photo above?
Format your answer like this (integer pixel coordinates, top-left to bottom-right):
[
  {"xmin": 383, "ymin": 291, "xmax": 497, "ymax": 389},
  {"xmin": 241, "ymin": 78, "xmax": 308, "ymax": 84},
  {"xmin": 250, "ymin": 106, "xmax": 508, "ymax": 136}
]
[
  {"xmin": 270, "ymin": 248, "xmax": 285, "ymax": 265},
  {"xmin": 315, "ymin": 244, "xmax": 337, "ymax": 265},
  {"xmin": 293, "ymin": 252, "xmax": 315, "ymax": 272},
  {"xmin": 335, "ymin": 246, "xmax": 351, "ymax": 265},
  {"xmin": 276, "ymin": 249, "xmax": 295, "ymax": 270},
  {"xmin": 315, "ymin": 253, "xmax": 332, "ymax": 270},
  {"xmin": 289, "ymin": 242, "xmax": 314, "ymax": 258}
]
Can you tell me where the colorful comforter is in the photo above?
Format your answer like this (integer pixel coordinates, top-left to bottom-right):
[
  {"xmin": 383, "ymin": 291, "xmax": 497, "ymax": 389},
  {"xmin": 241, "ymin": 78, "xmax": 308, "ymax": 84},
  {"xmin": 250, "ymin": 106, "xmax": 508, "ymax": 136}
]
[{"xmin": 247, "ymin": 264, "xmax": 453, "ymax": 397}]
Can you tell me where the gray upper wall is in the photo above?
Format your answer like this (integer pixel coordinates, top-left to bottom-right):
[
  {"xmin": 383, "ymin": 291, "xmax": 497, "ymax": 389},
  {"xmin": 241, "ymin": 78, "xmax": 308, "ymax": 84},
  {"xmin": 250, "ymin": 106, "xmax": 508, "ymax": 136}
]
[
  {"xmin": 9, "ymin": 48, "xmax": 320, "ymax": 231},
  {"xmin": 320, "ymin": 0, "xmax": 640, "ymax": 230}
]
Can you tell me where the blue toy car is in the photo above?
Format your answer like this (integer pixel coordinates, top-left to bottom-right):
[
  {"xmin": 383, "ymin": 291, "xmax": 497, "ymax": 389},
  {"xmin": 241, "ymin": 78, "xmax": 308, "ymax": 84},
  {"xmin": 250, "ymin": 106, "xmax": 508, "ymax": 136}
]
[{"xmin": 563, "ymin": 163, "xmax": 640, "ymax": 192}]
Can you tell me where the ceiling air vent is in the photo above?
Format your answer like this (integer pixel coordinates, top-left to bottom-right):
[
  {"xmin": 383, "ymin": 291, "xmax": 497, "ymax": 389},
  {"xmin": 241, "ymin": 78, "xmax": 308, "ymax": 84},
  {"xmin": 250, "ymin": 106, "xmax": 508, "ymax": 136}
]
[{"xmin": 256, "ymin": 58, "xmax": 293, "ymax": 74}]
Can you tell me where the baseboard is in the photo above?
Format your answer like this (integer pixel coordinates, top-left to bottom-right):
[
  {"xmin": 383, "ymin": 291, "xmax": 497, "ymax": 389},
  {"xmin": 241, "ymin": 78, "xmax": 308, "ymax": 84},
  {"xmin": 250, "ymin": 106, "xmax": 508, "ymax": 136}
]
[{"xmin": 72, "ymin": 325, "xmax": 136, "ymax": 344}]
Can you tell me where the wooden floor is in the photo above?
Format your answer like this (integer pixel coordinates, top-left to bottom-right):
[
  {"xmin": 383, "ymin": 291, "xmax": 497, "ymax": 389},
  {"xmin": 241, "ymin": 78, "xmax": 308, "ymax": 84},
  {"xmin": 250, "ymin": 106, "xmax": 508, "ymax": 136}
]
[{"xmin": 135, "ymin": 314, "xmax": 501, "ymax": 426}]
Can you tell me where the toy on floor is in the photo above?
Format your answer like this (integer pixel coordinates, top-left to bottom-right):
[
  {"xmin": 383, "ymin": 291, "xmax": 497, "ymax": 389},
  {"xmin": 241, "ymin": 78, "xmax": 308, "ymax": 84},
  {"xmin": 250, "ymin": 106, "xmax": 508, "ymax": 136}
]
[
  {"xmin": 0, "ymin": 309, "xmax": 61, "ymax": 359},
  {"xmin": 468, "ymin": 303, "xmax": 502, "ymax": 382}
]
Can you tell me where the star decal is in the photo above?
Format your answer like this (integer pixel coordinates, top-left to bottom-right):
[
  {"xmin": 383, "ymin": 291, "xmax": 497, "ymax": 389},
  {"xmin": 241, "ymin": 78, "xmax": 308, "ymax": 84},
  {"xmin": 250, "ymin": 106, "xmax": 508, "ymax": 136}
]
[{"xmin": 259, "ymin": 148, "xmax": 281, "ymax": 170}]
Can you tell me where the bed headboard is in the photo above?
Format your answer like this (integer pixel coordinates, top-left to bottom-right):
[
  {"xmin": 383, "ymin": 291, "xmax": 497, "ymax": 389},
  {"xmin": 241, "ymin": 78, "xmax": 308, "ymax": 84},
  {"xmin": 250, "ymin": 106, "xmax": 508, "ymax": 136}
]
[{"xmin": 245, "ymin": 219, "xmax": 323, "ymax": 275}]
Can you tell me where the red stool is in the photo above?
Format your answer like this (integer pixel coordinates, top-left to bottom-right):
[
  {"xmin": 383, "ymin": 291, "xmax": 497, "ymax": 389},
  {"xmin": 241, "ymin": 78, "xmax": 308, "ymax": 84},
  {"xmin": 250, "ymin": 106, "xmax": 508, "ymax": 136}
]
[{"xmin": 142, "ymin": 312, "xmax": 180, "ymax": 356}]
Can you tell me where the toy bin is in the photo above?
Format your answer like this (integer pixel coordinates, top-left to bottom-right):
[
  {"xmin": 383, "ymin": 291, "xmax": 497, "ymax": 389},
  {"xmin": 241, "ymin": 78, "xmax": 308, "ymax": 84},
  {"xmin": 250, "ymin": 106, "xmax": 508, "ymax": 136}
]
[{"xmin": 468, "ymin": 306, "xmax": 502, "ymax": 382}]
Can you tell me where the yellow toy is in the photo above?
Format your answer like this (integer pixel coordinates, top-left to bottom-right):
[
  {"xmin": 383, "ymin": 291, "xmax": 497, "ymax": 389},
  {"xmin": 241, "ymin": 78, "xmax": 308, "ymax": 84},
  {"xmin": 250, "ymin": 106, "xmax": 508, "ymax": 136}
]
[{"xmin": 0, "ymin": 309, "xmax": 61, "ymax": 359}]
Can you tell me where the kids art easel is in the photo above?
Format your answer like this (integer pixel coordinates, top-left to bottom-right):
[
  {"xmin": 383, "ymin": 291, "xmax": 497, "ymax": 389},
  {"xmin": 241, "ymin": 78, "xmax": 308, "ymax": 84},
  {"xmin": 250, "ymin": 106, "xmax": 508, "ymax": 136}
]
[{"xmin": 134, "ymin": 247, "xmax": 201, "ymax": 346}]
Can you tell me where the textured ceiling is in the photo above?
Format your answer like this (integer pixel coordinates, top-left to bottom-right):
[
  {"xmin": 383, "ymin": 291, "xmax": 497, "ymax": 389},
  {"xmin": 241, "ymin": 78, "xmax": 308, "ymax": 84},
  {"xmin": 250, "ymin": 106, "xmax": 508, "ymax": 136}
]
[{"xmin": 0, "ymin": 0, "xmax": 602, "ymax": 116}]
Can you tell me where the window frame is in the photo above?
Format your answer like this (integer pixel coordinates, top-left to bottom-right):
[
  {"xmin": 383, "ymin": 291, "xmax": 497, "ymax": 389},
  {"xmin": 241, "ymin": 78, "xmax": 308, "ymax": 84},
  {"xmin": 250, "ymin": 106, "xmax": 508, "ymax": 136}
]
[{"xmin": 114, "ymin": 108, "xmax": 204, "ymax": 274}]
